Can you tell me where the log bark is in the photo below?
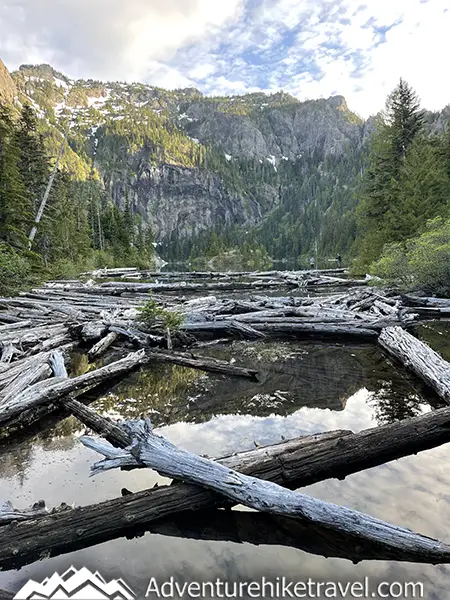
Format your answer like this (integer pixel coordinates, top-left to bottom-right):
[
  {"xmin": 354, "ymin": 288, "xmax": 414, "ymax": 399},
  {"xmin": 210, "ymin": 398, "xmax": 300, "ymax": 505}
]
[
  {"xmin": 379, "ymin": 326, "xmax": 450, "ymax": 403},
  {"xmin": 5, "ymin": 402, "xmax": 450, "ymax": 568}
]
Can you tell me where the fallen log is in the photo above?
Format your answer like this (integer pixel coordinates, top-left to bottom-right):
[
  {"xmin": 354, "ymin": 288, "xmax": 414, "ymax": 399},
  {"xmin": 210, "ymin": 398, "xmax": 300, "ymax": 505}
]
[
  {"xmin": 77, "ymin": 418, "xmax": 450, "ymax": 561},
  {"xmin": 181, "ymin": 320, "xmax": 266, "ymax": 340},
  {"xmin": 0, "ymin": 500, "xmax": 48, "ymax": 525},
  {"xmin": 250, "ymin": 322, "xmax": 379, "ymax": 340},
  {"xmin": 0, "ymin": 362, "xmax": 53, "ymax": 405},
  {"xmin": 5, "ymin": 401, "xmax": 450, "ymax": 568},
  {"xmin": 144, "ymin": 350, "xmax": 260, "ymax": 380},
  {"xmin": 88, "ymin": 331, "xmax": 119, "ymax": 360},
  {"xmin": 379, "ymin": 326, "xmax": 450, "ymax": 404},
  {"xmin": 0, "ymin": 350, "xmax": 150, "ymax": 429}
]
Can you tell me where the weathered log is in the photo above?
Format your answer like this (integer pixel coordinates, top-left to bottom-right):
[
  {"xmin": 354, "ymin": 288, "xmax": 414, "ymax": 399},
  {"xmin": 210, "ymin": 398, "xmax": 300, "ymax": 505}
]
[
  {"xmin": 250, "ymin": 322, "xmax": 379, "ymax": 339},
  {"xmin": 81, "ymin": 320, "xmax": 107, "ymax": 342},
  {"xmin": 144, "ymin": 350, "xmax": 259, "ymax": 380},
  {"xmin": 0, "ymin": 350, "xmax": 149, "ymax": 428},
  {"xmin": 6, "ymin": 401, "xmax": 450, "ymax": 568},
  {"xmin": 78, "ymin": 418, "xmax": 450, "ymax": 561},
  {"xmin": 181, "ymin": 320, "xmax": 266, "ymax": 340},
  {"xmin": 88, "ymin": 331, "xmax": 119, "ymax": 360},
  {"xmin": 402, "ymin": 295, "xmax": 450, "ymax": 308},
  {"xmin": 0, "ymin": 362, "xmax": 52, "ymax": 405},
  {"xmin": 379, "ymin": 326, "xmax": 450, "ymax": 403}
]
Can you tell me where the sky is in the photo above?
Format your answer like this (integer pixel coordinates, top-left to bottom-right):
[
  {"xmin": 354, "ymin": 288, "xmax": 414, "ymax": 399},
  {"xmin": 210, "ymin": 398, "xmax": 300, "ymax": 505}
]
[{"xmin": 0, "ymin": 0, "xmax": 449, "ymax": 118}]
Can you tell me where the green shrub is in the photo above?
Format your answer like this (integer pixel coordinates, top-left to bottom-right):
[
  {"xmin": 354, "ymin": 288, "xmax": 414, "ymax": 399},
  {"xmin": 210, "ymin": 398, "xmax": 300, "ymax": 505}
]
[
  {"xmin": 371, "ymin": 217, "xmax": 450, "ymax": 296},
  {"xmin": 138, "ymin": 298, "xmax": 184, "ymax": 331},
  {"xmin": 0, "ymin": 244, "xmax": 32, "ymax": 295}
]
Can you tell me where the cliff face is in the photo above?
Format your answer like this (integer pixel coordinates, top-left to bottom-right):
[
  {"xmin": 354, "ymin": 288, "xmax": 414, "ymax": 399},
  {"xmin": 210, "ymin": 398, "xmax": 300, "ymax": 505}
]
[
  {"xmin": 0, "ymin": 59, "xmax": 16, "ymax": 105},
  {"xmin": 182, "ymin": 94, "xmax": 364, "ymax": 160},
  {"xmin": 108, "ymin": 161, "xmax": 263, "ymax": 241}
]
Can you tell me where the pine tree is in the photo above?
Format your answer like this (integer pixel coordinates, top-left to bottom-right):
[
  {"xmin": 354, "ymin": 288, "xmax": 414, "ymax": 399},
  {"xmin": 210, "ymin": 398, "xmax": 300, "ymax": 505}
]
[
  {"xmin": 357, "ymin": 79, "xmax": 425, "ymax": 266},
  {"xmin": 0, "ymin": 105, "xmax": 32, "ymax": 248}
]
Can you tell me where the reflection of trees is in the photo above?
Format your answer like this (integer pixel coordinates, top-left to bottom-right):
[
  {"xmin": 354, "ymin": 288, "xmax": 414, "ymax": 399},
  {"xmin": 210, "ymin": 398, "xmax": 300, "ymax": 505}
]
[
  {"xmin": 368, "ymin": 386, "xmax": 426, "ymax": 426},
  {"xmin": 413, "ymin": 323, "xmax": 450, "ymax": 362},
  {"xmin": 92, "ymin": 364, "xmax": 203, "ymax": 427}
]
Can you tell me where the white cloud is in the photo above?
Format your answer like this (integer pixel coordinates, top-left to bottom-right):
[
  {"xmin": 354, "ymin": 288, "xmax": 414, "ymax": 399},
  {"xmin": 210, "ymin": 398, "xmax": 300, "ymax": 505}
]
[
  {"xmin": 0, "ymin": 0, "xmax": 449, "ymax": 117},
  {"xmin": 262, "ymin": 0, "xmax": 450, "ymax": 116},
  {"xmin": 188, "ymin": 63, "xmax": 216, "ymax": 80},
  {"xmin": 0, "ymin": 0, "xmax": 244, "ymax": 82}
]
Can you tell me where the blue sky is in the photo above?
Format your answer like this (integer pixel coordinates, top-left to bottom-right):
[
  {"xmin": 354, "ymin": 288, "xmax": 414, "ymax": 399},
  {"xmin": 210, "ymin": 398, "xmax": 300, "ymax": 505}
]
[{"xmin": 1, "ymin": 0, "xmax": 449, "ymax": 117}]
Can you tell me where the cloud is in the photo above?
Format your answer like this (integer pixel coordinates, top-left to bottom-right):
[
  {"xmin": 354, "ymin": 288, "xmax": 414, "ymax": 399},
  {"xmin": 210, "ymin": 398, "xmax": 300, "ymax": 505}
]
[
  {"xmin": 0, "ymin": 0, "xmax": 244, "ymax": 81},
  {"xmin": 0, "ymin": 0, "xmax": 449, "ymax": 116}
]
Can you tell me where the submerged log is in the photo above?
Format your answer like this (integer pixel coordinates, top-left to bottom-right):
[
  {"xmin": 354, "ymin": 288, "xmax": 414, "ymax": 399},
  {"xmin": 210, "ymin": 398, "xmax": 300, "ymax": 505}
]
[
  {"xmin": 144, "ymin": 350, "xmax": 260, "ymax": 380},
  {"xmin": 5, "ymin": 401, "xmax": 450, "ymax": 568},
  {"xmin": 379, "ymin": 326, "xmax": 450, "ymax": 404}
]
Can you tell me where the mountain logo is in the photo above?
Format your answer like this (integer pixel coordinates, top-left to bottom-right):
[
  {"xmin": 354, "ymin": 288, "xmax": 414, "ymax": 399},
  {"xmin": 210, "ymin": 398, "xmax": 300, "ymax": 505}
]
[{"xmin": 13, "ymin": 566, "xmax": 136, "ymax": 600}]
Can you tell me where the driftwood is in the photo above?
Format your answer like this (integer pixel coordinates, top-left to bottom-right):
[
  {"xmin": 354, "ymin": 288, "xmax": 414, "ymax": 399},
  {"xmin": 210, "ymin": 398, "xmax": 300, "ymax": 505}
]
[
  {"xmin": 76, "ymin": 417, "xmax": 450, "ymax": 561},
  {"xmin": 5, "ymin": 400, "xmax": 450, "ymax": 568},
  {"xmin": 379, "ymin": 326, "xmax": 450, "ymax": 404},
  {"xmin": 0, "ymin": 350, "xmax": 150, "ymax": 428},
  {"xmin": 87, "ymin": 331, "xmax": 119, "ymax": 360},
  {"xmin": 0, "ymin": 500, "xmax": 48, "ymax": 525},
  {"xmin": 144, "ymin": 350, "xmax": 260, "ymax": 380}
]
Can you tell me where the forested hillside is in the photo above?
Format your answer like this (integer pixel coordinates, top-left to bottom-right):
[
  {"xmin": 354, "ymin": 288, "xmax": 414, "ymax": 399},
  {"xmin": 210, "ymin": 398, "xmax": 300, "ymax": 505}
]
[
  {"xmin": 1, "ymin": 59, "xmax": 450, "ymax": 289},
  {"xmin": 2, "ymin": 62, "xmax": 372, "ymax": 267}
]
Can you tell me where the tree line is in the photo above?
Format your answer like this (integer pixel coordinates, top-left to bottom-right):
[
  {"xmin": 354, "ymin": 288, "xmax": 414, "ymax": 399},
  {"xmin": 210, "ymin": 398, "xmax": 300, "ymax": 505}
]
[
  {"xmin": 354, "ymin": 79, "xmax": 450, "ymax": 295},
  {"xmin": 0, "ymin": 103, "xmax": 155, "ymax": 293}
]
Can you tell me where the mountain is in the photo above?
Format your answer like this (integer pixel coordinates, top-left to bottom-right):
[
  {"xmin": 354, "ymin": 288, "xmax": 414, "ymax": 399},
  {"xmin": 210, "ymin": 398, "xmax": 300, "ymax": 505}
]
[{"xmin": 4, "ymin": 62, "xmax": 449, "ymax": 262}]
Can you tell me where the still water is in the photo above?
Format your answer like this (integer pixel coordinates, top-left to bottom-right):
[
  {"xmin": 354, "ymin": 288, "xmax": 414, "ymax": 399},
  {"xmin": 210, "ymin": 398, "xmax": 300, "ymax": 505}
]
[{"xmin": 1, "ymin": 331, "xmax": 450, "ymax": 597}]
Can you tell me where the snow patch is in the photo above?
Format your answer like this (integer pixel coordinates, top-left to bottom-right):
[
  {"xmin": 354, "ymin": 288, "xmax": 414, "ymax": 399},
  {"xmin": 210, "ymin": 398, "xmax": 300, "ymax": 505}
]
[
  {"xmin": 178, "ymin": 113, "xmax": 194, "ymax": 122},
  {"xmin": 266, "ymin": 155, "xmax": 278, "ymax": 171}
]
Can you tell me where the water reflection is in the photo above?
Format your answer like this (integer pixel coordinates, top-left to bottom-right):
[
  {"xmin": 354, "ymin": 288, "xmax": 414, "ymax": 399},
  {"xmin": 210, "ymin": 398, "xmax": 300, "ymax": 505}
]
[{"xmin": 88, "ymin": 340, "xmax": 437, "ymax": 430}]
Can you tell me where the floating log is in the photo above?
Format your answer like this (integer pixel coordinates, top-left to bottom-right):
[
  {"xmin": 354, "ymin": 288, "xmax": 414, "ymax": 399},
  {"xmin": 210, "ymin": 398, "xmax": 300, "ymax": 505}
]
[
  {"xmin": 0, "ymin": 500, "xmax": 48, "ymax": 525},
  {"xmin": 77, "ymin": 418, "xmax": 450, "ymax": 562},
  {"xmin": 250, "ymin": 322, "xmax": 379, "ymax": 339},
  {"xmin": 5, "ymin": 401, "xmax": 450, "ymax": 569},
  {"xmin": 0, "ymin": 362, "xmax": 53, "ymax": 405},
  {"xmin": 402, "ymin": 295, "xmax": 450, "ymax": 308},
  {"xmin": 379, "ymin": 326, "xmax": 450, "ymax": 404},
  {"xmin": 0, "ymin": 350, "xmax": 150, "ymax": 429}
]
